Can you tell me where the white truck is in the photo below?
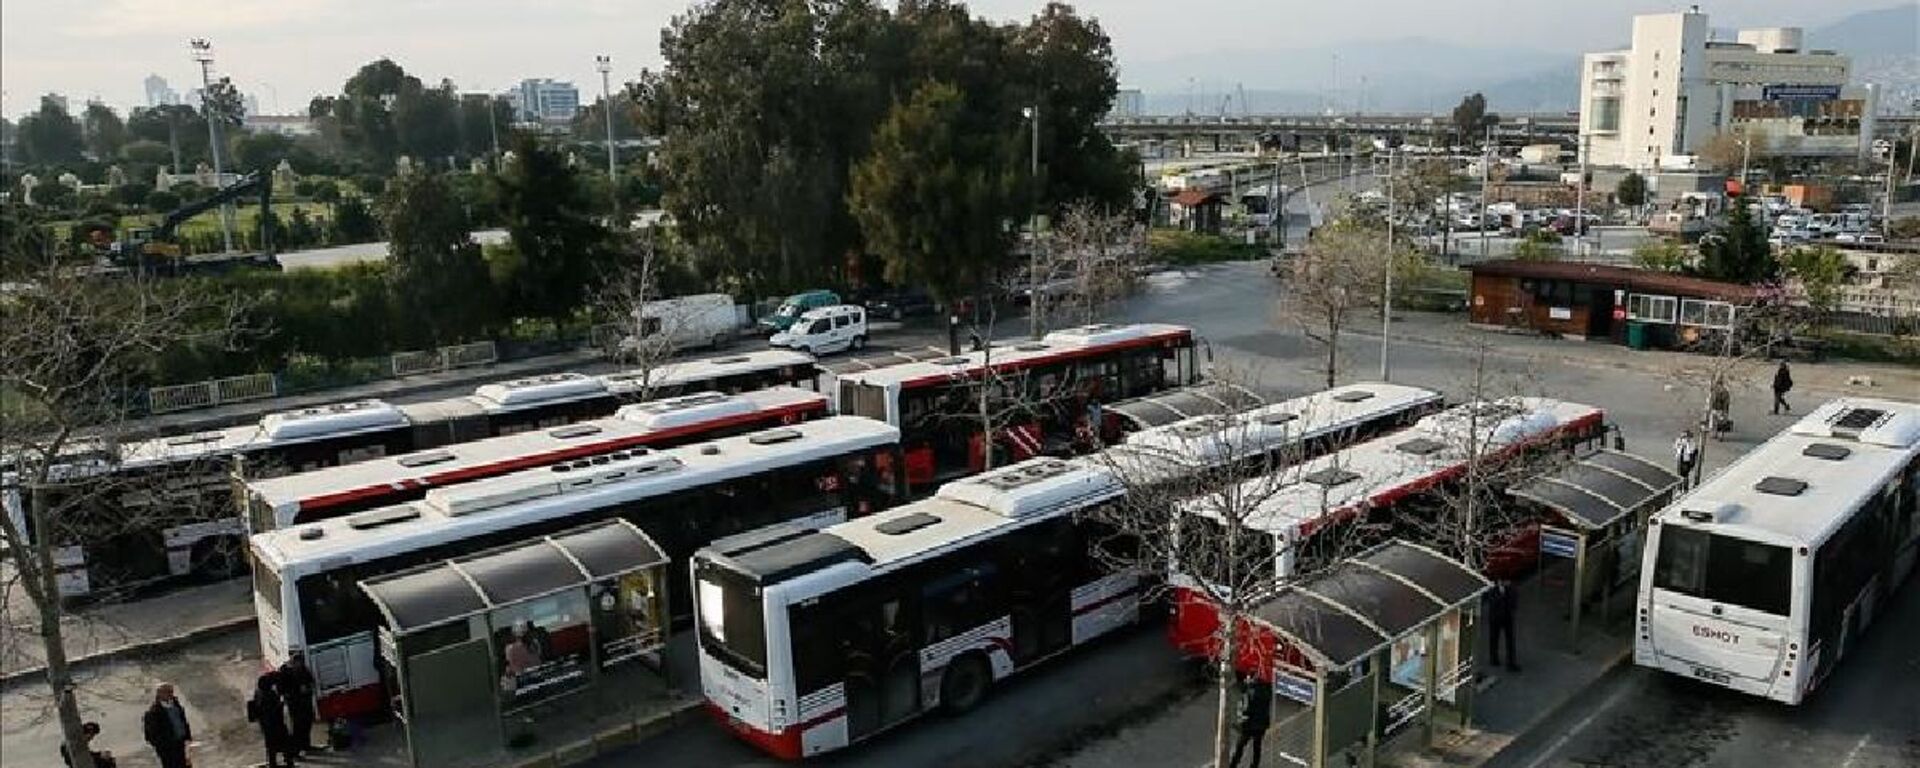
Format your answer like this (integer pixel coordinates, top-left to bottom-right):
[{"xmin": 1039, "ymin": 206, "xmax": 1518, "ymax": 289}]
[{"xmin": 622, "ymin": 293, "xmax": 738, "ymax": 357}]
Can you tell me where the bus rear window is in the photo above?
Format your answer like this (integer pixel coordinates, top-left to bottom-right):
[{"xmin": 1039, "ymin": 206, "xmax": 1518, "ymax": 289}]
[
  {"xmin": 839, "ymin": 381, "xmax": 890, "ymax": 423},
  {"xmin": 253, "ymin": 557, "xmax": 283, "ymax": 615},
  {"xmin": 1653, "ymin": 526, "xmax": 1791, "ymax": 615},
  {"xmin": 694, "ymin": 561, "xmax": 767, "ymax": 678}
]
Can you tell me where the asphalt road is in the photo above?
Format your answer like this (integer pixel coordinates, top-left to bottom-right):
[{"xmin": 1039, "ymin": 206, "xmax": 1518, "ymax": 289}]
[{"xmin": 1486, "ymin": 573, "xmax": 1920, "ymax": 768}]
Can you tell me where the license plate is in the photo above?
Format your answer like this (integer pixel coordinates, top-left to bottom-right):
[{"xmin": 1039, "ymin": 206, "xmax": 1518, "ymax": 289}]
[{"xmin": 1691, "ymin": 665, "xmax": 1730, "ymax": 684}]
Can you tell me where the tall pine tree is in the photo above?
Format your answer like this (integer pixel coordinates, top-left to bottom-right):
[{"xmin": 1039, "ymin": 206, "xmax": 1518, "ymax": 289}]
[
  {"xmin": 497, "ymin": 132, "xmax": 614, "ymax": 332},
  {"xmin": 1698, "ymin": 196, "xmax": 1775, "ymax": 284}
]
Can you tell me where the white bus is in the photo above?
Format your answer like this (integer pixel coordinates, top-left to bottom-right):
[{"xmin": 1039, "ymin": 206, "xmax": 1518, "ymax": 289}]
[
  {"xmin": 247, "ymin": 417, "xmax": 901, "ymax": 721},
  {"xmin": 692, "ymin": 458, "xmax": 1132, "ymax": 759},
  {"xmin": 1636, "ymin": 398, "xmax": 1920, "ymax": 704},
  {"xmin": 1, "ymin": 349, "xmax": 822, "ymax": 598},
  {"xmin": 239, "ymin": 387, "xmax": 829, "ymax": 531},
  {"xmin": 1167, "ymin": 398, "xmax": 1606, "ymax": 657}
]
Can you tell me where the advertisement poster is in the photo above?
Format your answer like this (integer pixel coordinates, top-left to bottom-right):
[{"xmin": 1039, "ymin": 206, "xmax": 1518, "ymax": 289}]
[
  {"xmin": 492, "ymin": 590, "xmax": 591, "ymax": 711},
  {"xmin": 592, "ymin": 571, "xmax": 666, "ymax": 668}
]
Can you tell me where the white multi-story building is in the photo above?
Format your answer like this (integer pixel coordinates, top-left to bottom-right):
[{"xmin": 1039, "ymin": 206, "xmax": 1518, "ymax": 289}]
[
  {"xmin": 508, "ymin": 78, "xmax": 580, "ymax": 124},
  {"xmin": 1579, "ymin": 10, "xmax": 1876, "ymax": 172},
  {"xmin": 1112, "ymin": 89, "xmax": 1145, "ymax": 119}
]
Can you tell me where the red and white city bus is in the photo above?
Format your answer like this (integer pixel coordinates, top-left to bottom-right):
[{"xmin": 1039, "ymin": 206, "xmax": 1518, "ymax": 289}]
[
  {"xmin": 692, "ymin": 458, "xmax": 1131, "ymax": 759},
  {"xmin": 1636, "ymin": 398, "xmax": 1920, "ymax": 704},
  {"xmin": 247, "ymin": 417, "xmax": 900, "ymax": 720},
  {"xmin": 831, "ymin": 323, "xmax": 1202, "ymax": 489},
  {"xmin": 238, "ymin": 387, "xmax": 829, "ymax": 532},
  {"xmin": 1166, "ymin": 398, "xmax": 1606, "ymax": 659},
  {"xmin": 0, "ymin": 349, "xmax": 820, "ymax": 598}
]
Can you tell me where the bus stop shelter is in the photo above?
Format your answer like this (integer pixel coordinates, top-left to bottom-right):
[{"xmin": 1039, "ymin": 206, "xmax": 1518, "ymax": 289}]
[
  {"xmin": 360, "ymin": 519, "xmax": 671, "ymax": 768},
  {"xmin": 1247, "ymin": 541, "xmax": 1489, "ymax": 768},
  {"xmin": 1105, "ymin": 382, "xmax": 1263, "ymax": 430},
  {"xmin": 1509, "ymin": 450, "xmax": 1681, "ymax": 649}
]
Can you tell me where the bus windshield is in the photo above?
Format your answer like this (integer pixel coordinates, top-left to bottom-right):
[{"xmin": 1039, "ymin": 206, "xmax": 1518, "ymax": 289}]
[
  {"xmin": 1652, "ymin": 525, "xmax": 1792, "ymax": 615},
  {"xmin": 694, "ymin": 559, "xmax": 767, "ymax": 677}
]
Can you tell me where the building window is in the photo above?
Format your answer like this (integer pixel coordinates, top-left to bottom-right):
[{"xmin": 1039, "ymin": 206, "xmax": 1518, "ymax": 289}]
[
  {"xmin": 1679, "ymin": 299, "xmax": 1735, "ymax": 329},
  {"xmin": 1627, "ymin": 294, "xmax": 1678, "ymax": 324}
]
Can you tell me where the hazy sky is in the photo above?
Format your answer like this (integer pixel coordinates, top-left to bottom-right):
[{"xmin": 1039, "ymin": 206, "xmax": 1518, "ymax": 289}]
[{"xmin": 0, "ymin": 0, "xmax": 1899, "ymax": 116}]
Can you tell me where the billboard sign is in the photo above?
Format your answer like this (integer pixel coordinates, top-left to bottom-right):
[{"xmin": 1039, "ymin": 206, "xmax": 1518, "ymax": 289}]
[{"xmin": 1762, "ymin": 85, "xmax": 1841, "ymax": 102}]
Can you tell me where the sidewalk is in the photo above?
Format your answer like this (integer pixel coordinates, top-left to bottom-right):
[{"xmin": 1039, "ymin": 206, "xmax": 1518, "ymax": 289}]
[
  {"xmin": 0, "ymin": 567, "xmax": 256, "ymax": 683},
  {"xmin": 1048, "ymin": 573, "xmax": 1635, "ymax": 768},
  {"xmin": 1363, "ymin": 310, "xmax": 1920, "ymax": 400}
]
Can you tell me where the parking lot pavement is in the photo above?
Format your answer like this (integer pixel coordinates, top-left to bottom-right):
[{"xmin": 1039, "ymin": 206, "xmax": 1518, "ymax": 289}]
[{"xmin": 1, "ymin": 568, "xmax": 254, "ymax": 680}]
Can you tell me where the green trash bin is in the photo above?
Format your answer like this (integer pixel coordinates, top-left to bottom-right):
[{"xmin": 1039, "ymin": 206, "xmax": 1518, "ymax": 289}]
[{"xmin": 1626, "ymin": 321, "xmax": 1647, "ymax": 350}]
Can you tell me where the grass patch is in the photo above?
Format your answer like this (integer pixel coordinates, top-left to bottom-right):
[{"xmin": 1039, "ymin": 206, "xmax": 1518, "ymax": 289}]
[{"xmin": 1148, "ymin": 229, "xmax": 1266, "ymax": 265}]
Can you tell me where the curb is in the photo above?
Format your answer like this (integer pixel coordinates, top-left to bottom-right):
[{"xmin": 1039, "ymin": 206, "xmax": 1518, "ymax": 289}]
[{"xmin": 0, "ymin": 615, "xmax": 257, "ymax": 690}]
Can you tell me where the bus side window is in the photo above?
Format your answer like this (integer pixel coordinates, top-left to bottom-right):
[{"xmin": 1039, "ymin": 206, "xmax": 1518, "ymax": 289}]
[{"xmin": 921, "ymin": 563, "xmax": 1001, "ymax": 642}]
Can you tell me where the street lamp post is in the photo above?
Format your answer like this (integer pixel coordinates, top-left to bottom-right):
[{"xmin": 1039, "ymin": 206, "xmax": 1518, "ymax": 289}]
[
  {"xmin": 596, "ymin": 55, "xmax": 619, "ymax": 223},
  {"xmin": 190, "ymin": 38, "xmax": 235, "ymax": 253},
  {"xmin": 1023, "ymin": 105, "xmax": 1041, "ymax": 338},
  {"xmin": 1380, "ymin": 145, "xmax": 1395, "ymax": 381}
]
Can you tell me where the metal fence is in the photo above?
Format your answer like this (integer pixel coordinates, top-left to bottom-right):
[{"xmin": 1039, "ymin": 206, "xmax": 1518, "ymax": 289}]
[
  {"xmin": 147, "ymin": 372, "xmax": 279, "ymax": 414},
  {"xmin": 1826, "ymin": 311, "xmax": 1911, "ymax": 337},
  {"xmin": 391, "ymin": 341, "xmax": 500, "ymax": 377}
]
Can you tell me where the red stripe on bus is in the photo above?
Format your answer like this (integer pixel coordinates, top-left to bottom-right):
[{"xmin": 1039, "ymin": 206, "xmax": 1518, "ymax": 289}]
[
  {"xmin": 899, "ymin": 331, "xmax": 1194, "ymax": 389},
  {"xmin": 295, "ymin": 401, "xmax": 827, "ymax": 514},
  {"xmin": 1071, "ymin": 584, "xmax": 1142, "ymax": 617}
]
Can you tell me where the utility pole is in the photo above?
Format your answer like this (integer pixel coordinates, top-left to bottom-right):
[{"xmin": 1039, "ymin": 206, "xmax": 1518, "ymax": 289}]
[
  {"xmin": 596, "ymin": 55, "xmax": 620, "ymax": 223},
  {"xmin": 191, "ymin": 38, "xmax": 235, "ymax": 253},
  {"xmin": 1480, "ymin": 127, "xmax": 1492, "ymax": 261},
  {"xmin": 1883, "ymin": 139, "xmax": 1898, "ymax": 240},
  {"xmin": 1024, "ymin": 104, "xmax": 1042, "ymax": 338},
  {"xmin": 1575, "ymin": 132, "xmax": 1588, "ymax": 259},
  {"xmin": 1380, "ymin": 145, "xmax": 1395, "ymax": 381}
]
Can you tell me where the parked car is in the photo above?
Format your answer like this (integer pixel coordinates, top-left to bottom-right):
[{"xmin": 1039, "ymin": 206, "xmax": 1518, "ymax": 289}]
[
  {"xmin": 769, "ymin": 304, "xmax": 868, "ymax": 355},
  {"xmin": 618, "ymin": 293, "xmax": 736, "ymax": 357},
  {"xmin": 858, "ymin": 288, "xmax": 936, "ymax": 320},
  {"xmin": 757, "ymin": 289, "xmax": 840, "ymax": 334}
]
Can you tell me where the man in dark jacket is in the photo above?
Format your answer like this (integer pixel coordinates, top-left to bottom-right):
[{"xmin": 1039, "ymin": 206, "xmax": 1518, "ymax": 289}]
[
  {"xmin": 1487, "ymin": 579, "xmax": 1520, "ymax": 672},
  {"xmin": 278, "ymin": 653, "xmax": 319, "ymax": 755},
  {"xmin": 141, "ymin": 683, "xmax": 193, "ymax": 768},
  {"xmin": 247, "ymin": 671, "xmax": 296, "ymax": 767},
  {"xmin": 1771, "ymin": 362, "xmax": 1794, "ymax": 415},
  {"xmin": 1228, "ymin": 674, "xmax": 1273, "ymax": 768}
]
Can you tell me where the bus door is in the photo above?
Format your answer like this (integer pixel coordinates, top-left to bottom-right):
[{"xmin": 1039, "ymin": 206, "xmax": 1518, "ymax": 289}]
[
  {"xmin": 839, "ymin": 592, "xmax": 920, "ymax": 739},
  {"xmin": 1003, "ymin": 519, "xmax": 1076, "ymax": 663}
]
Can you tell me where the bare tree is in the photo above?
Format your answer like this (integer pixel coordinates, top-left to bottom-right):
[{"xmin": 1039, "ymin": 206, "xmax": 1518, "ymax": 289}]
[
  {"xmin": 1277, "ymin": 223, "xmax": 1394, "ymax": 387},
  {"xmin": 1664, "ymin": 285, "xmax": 1819, "ymax": 471},
  {"xmin": 590, "ymin": 230, "xmax": 686, "ymax": 402},
  {"xmin": 1032, "ymin": 201, "xmax": 1144, "ymax": 334},
  {"xmin": 1, "ymin": 244, "xmax": 249, "ymax": 768},
  {"xmin": 1083, "ymin": 371, "xmax": 1372, "ymax": 766}
]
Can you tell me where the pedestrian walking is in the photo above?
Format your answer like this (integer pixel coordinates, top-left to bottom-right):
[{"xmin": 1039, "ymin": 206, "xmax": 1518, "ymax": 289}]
[
  {"xmin": 279, "ymin": 652, "xmax": 319, "ymax": 756},
  {"xmin": 1227, "ymin": 674, "xmax": 1273, "ymax": 768},
  {"xmin": 1771, "ymin": 362, "xmax": 1794, "ymax": 415},
  {"xmin": 1708, "ymin": 380, "xmax": 1732, "ymax": 440},
  {"xmin": 141, "ymin": 683, "xmax": 193, "ymax": 768},
  {"xmin": 247, "ymin": 671, "xmax": 298, "ymax": 768},
  {"xmin": 60, "ymin": 721, "xmax": 117, "ymax": 768},
  {"xmin": 1486, "ymin": 579, "xmax": 1520, "ymax": 673},
  {"xmin": 1672, "ymin": 429, "xmax": 1700, "ymax": 489}
]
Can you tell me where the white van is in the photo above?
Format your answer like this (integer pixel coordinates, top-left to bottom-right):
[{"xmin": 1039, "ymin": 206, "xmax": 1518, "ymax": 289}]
[
  {"xmin": 623, "ymin": 293, "xmax": 737, "ymax": 355},
  {"xmin": 768, "ymin": 305, "xmax": 868, "ymax": 356}
]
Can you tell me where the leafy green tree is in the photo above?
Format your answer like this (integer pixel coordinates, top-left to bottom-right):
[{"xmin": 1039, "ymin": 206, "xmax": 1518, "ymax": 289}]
[
  {"xmin": 1615, "ymin": 172, "xmax": 1648, "ymax": 208},
  {"xmin": 285, "ymin": 207, "xmax": 321, "ymax": 248},
  {"xmin": 114, "ymin": 182, "xmax": 153, "ymax": 208},
  {"xmin": 33, "ymin": 182, "xmax": 75, "ymax": 211},
  {"xmin": 201, "ymin": 78, "xmax": 248, "ymax": 129},
  {"xmin": 82, "ymin": 103, "xmax": 127, "ymax": 160},
  {"xmin": 126, "ymin": 105, "xmax": 207, "ymax": 168},
  {"xmin": 330, "ymin": 195, "xmax": 381, "ymax": 244},
  {"xmin": 456, "ymin": 94, "xmax": 513, "ymax": 159},
  {"xmin": 380, "ymin": 172, "xmax": 495, "ymax": 344},
  {"xmin": 230, "ymin": 132, "xmax": 295, "ymax": 173},
  {"xmin": 849, "ymin": 80, "xmax": 1019, "ymax": 303},
  {"xmin": 496, "ymin": 133, "xmax": 614, "ymax": 330},
  {"xmin": 1633, "ymin": 240, "xmax": 1690, "ymax": 272},
  {"xmin": 1781, "ymin": 245, "xmax": 1851, "ymax": 313},
  {"xmin": 119, "ymin": 139, "xmax": 172, "ymax": 167},
  {"xmin": 1009, "ymin": 2, "xmax": 1132, "ymax": 211},
  {"xmin": 18, "ymin": 95, "xmax": 85, "ymax": 167},
  {"xmin": 1511, "ymin": 228, "xmax": 1563, "ymax": 261},
  {"xmin": 1697, "ymin": 196, "xmax": 1774, "ymax": 283},
  {"xmin": 1450, "ymin": 92, "xmax": 1498, "ymax": 147},
  {"xmin": 145, "ymin": 189, "xmax": 182, "ymax": 212}
]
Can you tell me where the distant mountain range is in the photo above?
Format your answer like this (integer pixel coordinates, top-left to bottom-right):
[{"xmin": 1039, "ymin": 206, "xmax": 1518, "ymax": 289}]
[{"xmin": 1129, "ymin": 4, "xmax": 1918, "ymax": 115}]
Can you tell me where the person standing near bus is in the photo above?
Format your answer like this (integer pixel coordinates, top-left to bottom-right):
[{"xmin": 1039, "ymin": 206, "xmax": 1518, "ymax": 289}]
[
  {"xmin": 142, "ymin": 683, "xmax": 193, "ymax": 768},
  {"xmin": 1227, "ymin": 674, "xmax": 1272, "ymax": 768},
  {"xmin": 278, "ymin": 653, "xmax": 318, "ymax": 756},
  {"xmin": 1487, "ymin": 579, "xmax": 1520, "ymax": 672},
  {"xmin": 246, "ymin": 671, "xmax": 297, "ymax": 768}
]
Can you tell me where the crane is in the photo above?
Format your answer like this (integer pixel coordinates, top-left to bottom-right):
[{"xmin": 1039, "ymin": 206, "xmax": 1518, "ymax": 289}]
[{"xmin": 112, "ymin": 171, "xmax": 280, "ymax": 276}]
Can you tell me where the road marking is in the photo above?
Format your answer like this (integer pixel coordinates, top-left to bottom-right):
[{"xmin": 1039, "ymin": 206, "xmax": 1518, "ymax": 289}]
[
  {"xmin": 1839, "ymin": 733, "xmax": 1871, "ymax": 768},
  {"xmin": 1519, "ymin": 674, "xmax": 1637, "ymax": 768}
]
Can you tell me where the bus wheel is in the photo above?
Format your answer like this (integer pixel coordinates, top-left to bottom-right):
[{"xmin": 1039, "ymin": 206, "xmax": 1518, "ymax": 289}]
[
  {"xmin": 939, "ymin": 654, "xmax": 991, "ymax": 715},
  {"xmin": 192, "ymin": 537, "xmax": 244, "ymax": 580}
]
